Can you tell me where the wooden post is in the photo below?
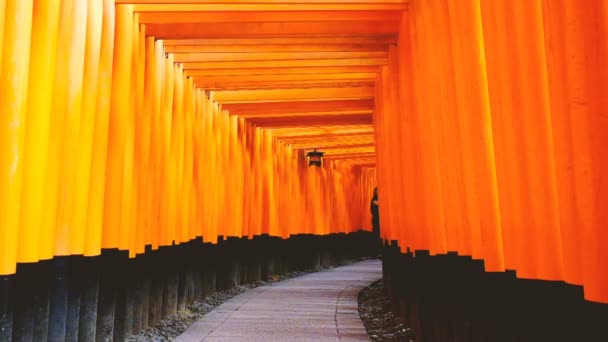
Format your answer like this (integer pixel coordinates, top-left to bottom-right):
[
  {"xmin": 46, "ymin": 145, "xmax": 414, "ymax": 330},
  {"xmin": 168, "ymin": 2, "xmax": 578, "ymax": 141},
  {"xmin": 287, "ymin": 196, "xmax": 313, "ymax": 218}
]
[
  {"xmin": 48, "ymin": 258, "xmax": 68, "ymax": 342},
  {"xmin": 32, "ymin": 262, "xmax": 51, "ymax": 342},
  {"xmin": 18, "ymin": 0, "xmax": 60, "ymax": 265},
  {"xmin": 0, "ymin": 275, "xmax": 14, "ymax": 342},
  {"xmin": 0, "ymin": 0, "xmax": 33, "ymax": 276},
  {"xmin": 78, "ymin": 259, "xmax": 99, "ymax": 342},
  {"xmin": 65, "ymin": 259, "xmax": 83, "ymax": 342},
  {"xmin": 96, "ymin": 252, "xmax": 118, "ymax": 342},
  {"xmin": 11, "ymin": 265, "xmax": 34, "ymax": 342}
]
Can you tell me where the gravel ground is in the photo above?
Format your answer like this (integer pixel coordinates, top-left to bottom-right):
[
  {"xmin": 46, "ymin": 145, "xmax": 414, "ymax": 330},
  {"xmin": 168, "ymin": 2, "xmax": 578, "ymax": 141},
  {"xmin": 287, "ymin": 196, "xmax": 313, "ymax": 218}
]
[
  {"xmin": 359, "ymin": 279, "xmax": 415, "ymax": 342},
  {"xmin": 126, "ymin": 281, "xmax": 266, "ymax": 342},
  {"xmin": 127, "ymin": 259, "xmax": 366, "ymax": 341}
]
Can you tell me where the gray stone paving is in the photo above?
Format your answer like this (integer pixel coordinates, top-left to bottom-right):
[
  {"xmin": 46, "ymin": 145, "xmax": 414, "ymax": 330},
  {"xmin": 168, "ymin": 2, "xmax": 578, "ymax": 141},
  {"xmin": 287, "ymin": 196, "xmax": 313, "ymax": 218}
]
[{"xmin": 174, "ymin": 260, "xmax": 382, "ymax": 342}]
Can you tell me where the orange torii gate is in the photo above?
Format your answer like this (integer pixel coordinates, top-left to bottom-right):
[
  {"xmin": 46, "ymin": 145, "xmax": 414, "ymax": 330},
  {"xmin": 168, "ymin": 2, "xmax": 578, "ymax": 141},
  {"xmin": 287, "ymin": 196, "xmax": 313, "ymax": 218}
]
[
  {"xmin": 0, "ymin": 0, "xmax": 380, "ymax": 274},
  {"xmin": 0, "ymin": 0, "xmax": 606, "ymax": 318}
]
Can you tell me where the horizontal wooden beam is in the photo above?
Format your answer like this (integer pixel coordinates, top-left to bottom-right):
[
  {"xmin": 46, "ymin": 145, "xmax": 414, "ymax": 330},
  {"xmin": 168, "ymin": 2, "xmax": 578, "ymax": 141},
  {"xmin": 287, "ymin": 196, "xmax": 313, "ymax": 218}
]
[
  {"xmin": 288, "ymin": 141, "xmax": 375, "ymax": 149},
  {"xmin": 146, "ymin": 21, "xmax": 400, "ymax": 39},
  {"xmin": 280, "ymin": 134, "xmax": 374, "ymax": 144},
  {"xmin": 266, "ymin": 125, "xmax": 374, "ymax": 136},
  {"xmin": 328, "ymin": 159, "xmax": 377, "ymax": 166},
  {"xmin": 274, "ymin": 131, "xmax": 374, "ymax": 141},
  {"xmin": 212, "ymin": 86, "xmax": 374, "ymax": 102},
  {"xmin": 211, "ymin": 81, "xmax": 375, "ymax": 89},
  {"xmin": 132, "ymin": 4, "xmax": 408, "ymax": 12},
  {"xmin": 173, "ymin": 51, "xmax": 387, "ymax": 63},
  {"xmin": 193, "ymin": 73, "xmax": 376, "ymax": 84},
  {"xmin": 347, "ymin": 161, "xmax": 377, "ymax": 165},
  {"xmin": 182, "ymin": 58, "xmax": 387, "ymax": 70},
  {"xmin": 316, "ymin": 143, "xmax": 375, "ymax": 149},
  {"xmin": 139, "ymin": 10, "xmax": 401, "ymax": 24},
  {"xmin": 334, "ymin": 160, "xmax": 377, "ymax": 166},
  {"xmin": 314, "ymin": 146, "xmax": 375, "ymax": 154},
  {"xmin": 162, "ymin": 36, "xmax": 397, "ymax": 45},
  {"xmin": 280, "ymin": 131, "xmax": 374, "ymax": 139},
  {"xmin": 166, "ymin": 44, "xmax": 388, "ymax": 53},
  {"xmin": 185, "ymin": 66, "xmax": 380, "ymax": 77},
  {"xmin": 122, "ymin": 0, "xmax": 406, "ymax": 3},
  {"xmin": 195, "ymin": 81, "xmax": 375, "ymax": 91},
  {"xmin": 247, "ymin": 113, "xmax": 372, "ymax": 128},
  {"xmin": 323, "ymin": 152, "xmax": 376, "ymax": 159},
  {"xmin": 329, "ymin": 160, "xmax": 376, "ymax": 166},
  {"xmin": 224, "ymin": 99, "xmax": 374, "ymax": 114},
  {"xmin": 247, "ymin": 114, "xmax": 372, "ymax": 127},
  {"xmin": 233, "ymin": 110, "xmax": 372, "ymax": 119}
]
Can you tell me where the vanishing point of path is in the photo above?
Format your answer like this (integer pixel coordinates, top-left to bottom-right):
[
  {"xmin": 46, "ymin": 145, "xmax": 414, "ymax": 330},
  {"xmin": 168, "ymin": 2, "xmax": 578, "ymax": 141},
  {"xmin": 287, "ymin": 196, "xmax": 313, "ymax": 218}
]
[{"xmin": 175, "ymin": 260, "xmax": 382, "ymax": 342}]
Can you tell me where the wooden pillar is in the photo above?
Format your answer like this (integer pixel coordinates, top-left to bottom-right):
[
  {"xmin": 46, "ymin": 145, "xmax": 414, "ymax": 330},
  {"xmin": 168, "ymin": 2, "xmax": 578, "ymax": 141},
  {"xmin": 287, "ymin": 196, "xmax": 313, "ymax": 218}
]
[
  {"xmin": 78, "ymin": 259, "xmax": 99, "ymax": 342},
  {"xmin": 71, "ymin": 0, "xmax": 103, "ymax": 256},
  {"xmin": 53, "ymin": 0, "xmax": 88, "ymax": 257},
  {"xmin": 18, "ymin": 0, "xmax": 60, "ymax": 265},
  {"xmin": 32, "ymin": 263, "xmax": 51, "ymax": 342},
  {"xmin": 102, "ymin": 3, "xmax": 134, "ymax": 250},
  {"xmin": 85, "ymin": 0, "xmax": 115, "ymax": 257},
  {"xmin": 96, "ymin": 252, "xmax": 118, "ymax": 342},
  {"xmin": 48, "ymin": 258, "xmax": 68, "ymax": 342},
  {"xmin": 0, "ymin": 275, "xmax": 14, "ymax": 341},
  {"xmin": 0, "ymin": 0, "xmax": 34, "ymax": 275},
  {"xmin": 65, "ymin": 259, "xmax": 83, "ymax": 342},
  {"xmin": 11, "ymin": 265, "xmax": 34, "ymax": 342}
]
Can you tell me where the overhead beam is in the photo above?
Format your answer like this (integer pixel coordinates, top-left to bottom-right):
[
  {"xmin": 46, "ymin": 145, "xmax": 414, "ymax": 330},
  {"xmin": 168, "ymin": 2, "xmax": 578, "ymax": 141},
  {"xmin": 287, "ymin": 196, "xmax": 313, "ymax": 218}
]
[
  {"xmin": 212, "ymin": 86, "xmax": 374, "ymax": 102},
  {"xmin": 347, "ymin": 161, "xmax": 377, "ymax": 165},
  {"xmin": 193, "ymin": 73, "xmax": 376, "ymax": 84},
  {"xmin": 334, "ymin": 160, "xmax": 377, "ymax": 166},
  {"xmin": 287, "ymin": 142, "xmax": 375, "ymax": 149},
  {"xmin": 131, "ymin": 4, "xmax": 408, "ymax": 12},
  {"xmin": 185, "ymin": 66, "xmax": 380, "ymax": 77},
  {"xmin": 139, "ymin": 10, "xmax": 401, "ymax": 24},
  {"xmin": 173, "ymin": 51, "xmax": 387, "ymax": 63},
  {"xmin": 121, "ymin": 0, "xmax": 406, "ymax": 3},
  {"xmin": 323, "ymin": 152, "xmax": 376, "ymax": 159},
  {"xmin": 223, "ymin": 99, "xmax": 374, "ymax": 115},
  {"xmin": 232, "ymin": 110, "xmax": 372, "ymax": 119},
  {"xmin": 279, "ymin": 131, "xmax": 374, "ymax": 139},
  {"xmin": 146, "ymin": 21, "xmax": 399, "ymax": 39},
  {"xmin": 247, "ymin": 113, "xmax": 372, "ymax": 127},
  {"xmin": 224, "ymin": 100, "xmax": 373, "ymax": 114},
  {"xmin": 275, "ymin": 132, "xmax": 375, "ymax": 141},
  {"xmin": 162, "ymin": 37, "xmax": 397, "ymax": 45},
  {"xmin": 266, "ymin": 125, "xmax": 374, "ymax": 137},
  {"xmin": 311, "ymin": 145, "xmax": 375, "ymax": 153},
  {"xmin": 285, "ymin": 135, "xmax": 374, "ymax": 143},
  {"xmin": 280, "ymin": 135, "xmax": 374, "ymax": 144},
  {"xmin": 165, "ymin": 44, "xmax": 388, "ymax": 53},
  {"xmin": 182, "ymin": 58, "xmax": 387, "ymax": 70},
  {"xmin": 196, "ymin": 81, "xmax": 374, "ymax": 91}
]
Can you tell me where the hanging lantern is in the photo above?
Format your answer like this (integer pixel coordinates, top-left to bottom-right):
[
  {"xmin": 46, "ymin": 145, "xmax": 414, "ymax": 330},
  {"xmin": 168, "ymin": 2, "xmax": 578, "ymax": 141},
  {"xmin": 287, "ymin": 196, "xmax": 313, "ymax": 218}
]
[{"xmin": 306, "ymin": 149, "xmax": 324, "ymax": 167}]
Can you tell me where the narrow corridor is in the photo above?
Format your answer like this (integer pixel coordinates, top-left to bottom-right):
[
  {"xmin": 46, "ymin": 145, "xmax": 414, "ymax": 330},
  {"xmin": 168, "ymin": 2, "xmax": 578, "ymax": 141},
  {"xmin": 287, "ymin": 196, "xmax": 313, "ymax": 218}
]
[{"xmin": 1, "ymin": 0, "xmax": 607, "ymax": 341}]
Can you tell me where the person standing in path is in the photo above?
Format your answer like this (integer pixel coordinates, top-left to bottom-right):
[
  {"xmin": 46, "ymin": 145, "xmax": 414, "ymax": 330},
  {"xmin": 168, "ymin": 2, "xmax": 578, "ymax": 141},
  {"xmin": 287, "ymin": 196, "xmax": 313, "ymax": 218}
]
[{"xmin": 370, "ymin": 187, "xmax": 381, "ymax": 255}]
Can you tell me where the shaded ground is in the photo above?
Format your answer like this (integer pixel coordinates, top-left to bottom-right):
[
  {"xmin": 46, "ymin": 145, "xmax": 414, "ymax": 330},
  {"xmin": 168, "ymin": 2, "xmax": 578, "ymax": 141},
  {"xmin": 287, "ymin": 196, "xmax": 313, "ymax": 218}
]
[
  {"xmin": 127, "ymin": 259, "xmax": 367, "ymax": 342},
  {"xmin": 359, "ymin": 279, "xmax": 415, "ymax": 342}
]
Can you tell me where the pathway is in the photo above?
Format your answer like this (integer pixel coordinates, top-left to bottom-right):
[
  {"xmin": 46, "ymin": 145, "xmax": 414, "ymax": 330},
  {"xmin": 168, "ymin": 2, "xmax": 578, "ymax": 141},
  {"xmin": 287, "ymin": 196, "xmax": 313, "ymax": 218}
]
[{"xmin": 174, "ymin": 259, "xmax": 382, "ymax": 342}]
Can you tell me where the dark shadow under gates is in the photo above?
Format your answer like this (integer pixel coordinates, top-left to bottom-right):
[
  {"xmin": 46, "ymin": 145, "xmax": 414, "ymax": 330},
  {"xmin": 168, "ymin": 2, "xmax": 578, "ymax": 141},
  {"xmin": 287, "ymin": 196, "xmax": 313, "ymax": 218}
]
[
  {"xmin": 382, "ymin": 242, "xmax": 608, "ymax": 342},
  {"xmin": 0, "ymin": 231, "xmax": 376, "ymax": 342}
]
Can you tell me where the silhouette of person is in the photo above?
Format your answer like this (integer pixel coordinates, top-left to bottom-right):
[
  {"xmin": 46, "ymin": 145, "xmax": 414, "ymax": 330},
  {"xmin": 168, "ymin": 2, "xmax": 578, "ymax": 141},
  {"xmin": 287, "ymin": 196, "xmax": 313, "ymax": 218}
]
[{"xmin": 370, "ymin": 187, "xmax": 381, "ymax": 254}]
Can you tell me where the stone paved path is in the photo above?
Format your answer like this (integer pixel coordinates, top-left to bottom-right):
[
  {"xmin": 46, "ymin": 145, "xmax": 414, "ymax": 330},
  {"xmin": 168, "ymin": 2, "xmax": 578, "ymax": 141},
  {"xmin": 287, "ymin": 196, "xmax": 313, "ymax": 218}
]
[{"xmin": 174, "ymin": 259, "xmax": 382, "ymax": 342}]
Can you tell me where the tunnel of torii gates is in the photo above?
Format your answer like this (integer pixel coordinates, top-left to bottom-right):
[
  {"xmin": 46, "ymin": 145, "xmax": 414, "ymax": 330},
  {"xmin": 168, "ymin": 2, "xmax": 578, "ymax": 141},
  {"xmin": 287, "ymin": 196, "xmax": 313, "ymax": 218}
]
[{"xmin": 0, "ymin": 0, "xmax": 606, "ymax": 305}]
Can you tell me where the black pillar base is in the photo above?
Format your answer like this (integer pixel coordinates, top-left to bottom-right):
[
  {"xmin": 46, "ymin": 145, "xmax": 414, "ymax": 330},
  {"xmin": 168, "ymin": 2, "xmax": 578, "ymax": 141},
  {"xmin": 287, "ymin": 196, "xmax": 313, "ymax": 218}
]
[
  {"xmin": 382, "ymin": 244, "xmax": 608, "ymax": 342},
  {"xmin": 0, "ymin": 231, "xmax": 376, "ymax": 342}
]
